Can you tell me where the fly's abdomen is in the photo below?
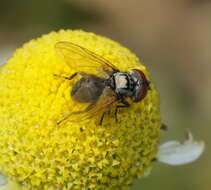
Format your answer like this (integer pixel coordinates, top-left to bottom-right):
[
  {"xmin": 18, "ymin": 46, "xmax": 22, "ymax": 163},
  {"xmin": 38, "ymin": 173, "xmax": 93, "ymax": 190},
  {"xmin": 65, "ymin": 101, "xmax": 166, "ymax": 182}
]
[{"xmin": 71, "ymin": 76, "xmax": 105, "ymax": 103}]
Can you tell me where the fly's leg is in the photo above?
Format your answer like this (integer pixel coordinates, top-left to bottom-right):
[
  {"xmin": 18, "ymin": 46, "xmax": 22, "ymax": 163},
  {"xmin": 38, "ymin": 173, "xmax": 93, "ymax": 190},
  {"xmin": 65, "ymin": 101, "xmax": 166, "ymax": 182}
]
[
  {"xmin": 56, "ymin": 112, "xmax": 73, "ymax": 125},
  {"xmin": 99, "ymin": 112, "xmax": 106, "ymax": 126},
  {"xmin": 53, "ymin": 72, "xmax": 88, "ymax": 80},
  {"xmin": 115, "ymin": 100, "xmax": 130, "ymax": 122},
  {"xmin": 98, "ymin": 110, "xmax": 112, "ymax": 126},
  {"xmin": 56, "ymin": 103, "xmax": 95, "ymax": 125}
]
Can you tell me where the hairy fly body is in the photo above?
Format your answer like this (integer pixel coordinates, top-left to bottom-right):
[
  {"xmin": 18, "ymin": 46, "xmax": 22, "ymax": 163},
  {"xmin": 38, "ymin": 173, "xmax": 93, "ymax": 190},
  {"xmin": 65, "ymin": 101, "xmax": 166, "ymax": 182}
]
[{"xmin": 54, "ymin": 42, "xmax": 150, "ymax": 125}]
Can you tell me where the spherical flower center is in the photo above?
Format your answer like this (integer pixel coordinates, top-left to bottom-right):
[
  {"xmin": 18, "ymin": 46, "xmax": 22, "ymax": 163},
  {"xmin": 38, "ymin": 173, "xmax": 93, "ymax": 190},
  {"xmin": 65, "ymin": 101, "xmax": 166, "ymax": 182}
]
[{"xmin": 0, "ymin": 30, "xmax": 161, "ymax": 190}]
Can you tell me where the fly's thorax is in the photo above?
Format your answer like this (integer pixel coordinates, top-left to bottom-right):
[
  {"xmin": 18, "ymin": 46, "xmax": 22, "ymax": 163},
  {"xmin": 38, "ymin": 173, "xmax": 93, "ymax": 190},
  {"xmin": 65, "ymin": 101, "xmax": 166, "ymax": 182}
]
[
  {"xmin": 114, "ymin": 73, "xmax": 128, "ymax": 89},
  {"xmin": 111, "ymin": 72, "xmax": 134, "ymax": 99}
]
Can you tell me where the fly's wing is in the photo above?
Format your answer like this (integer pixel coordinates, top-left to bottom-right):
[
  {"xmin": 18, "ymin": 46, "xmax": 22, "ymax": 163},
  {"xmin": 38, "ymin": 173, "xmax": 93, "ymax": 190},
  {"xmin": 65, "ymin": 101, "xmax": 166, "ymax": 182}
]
[
  {"xmin": 55, "ymin": 41, "xmax": 119, "ymax": 78},
  {"xmin": 57, "ymin": 87, "xmax": 119, "ymax": 125},
  {"xmin": 78, "ymin": 87, "xmax": 119, "ymax": 121},
  {"xmin": 55, "ymin": 41, "xmax": 119, "ymax": 124}
]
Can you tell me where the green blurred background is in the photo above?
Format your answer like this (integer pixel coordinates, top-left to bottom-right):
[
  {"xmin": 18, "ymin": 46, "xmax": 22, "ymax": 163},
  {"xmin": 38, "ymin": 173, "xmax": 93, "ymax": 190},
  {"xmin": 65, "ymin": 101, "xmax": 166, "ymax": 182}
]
[{"xmin": 0, "ymin": 0, "xmax": 210, "ymax": 189}]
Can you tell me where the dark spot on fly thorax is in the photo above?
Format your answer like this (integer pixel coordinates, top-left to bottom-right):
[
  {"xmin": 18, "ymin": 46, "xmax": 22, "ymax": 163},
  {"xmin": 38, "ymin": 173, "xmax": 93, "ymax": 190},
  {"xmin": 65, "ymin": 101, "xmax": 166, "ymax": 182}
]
[{"xmin": 71, "ymin": 75, "xmax": 105, "ymax": 103}]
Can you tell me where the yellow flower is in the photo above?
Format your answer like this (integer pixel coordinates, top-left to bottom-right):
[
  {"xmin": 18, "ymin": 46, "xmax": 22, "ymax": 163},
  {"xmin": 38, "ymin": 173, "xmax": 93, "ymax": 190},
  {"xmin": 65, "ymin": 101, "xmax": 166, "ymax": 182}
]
[{"xmin": 0, "ymin": 30, "xmax": 161, "ymax": 189}]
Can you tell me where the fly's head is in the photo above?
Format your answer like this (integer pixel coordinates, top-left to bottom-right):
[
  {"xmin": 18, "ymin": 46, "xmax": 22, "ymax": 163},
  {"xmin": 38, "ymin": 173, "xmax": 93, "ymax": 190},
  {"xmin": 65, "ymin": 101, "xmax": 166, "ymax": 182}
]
[{"xmin": 129, "ymin": 69, "xmax": 150, "ymax": 102}]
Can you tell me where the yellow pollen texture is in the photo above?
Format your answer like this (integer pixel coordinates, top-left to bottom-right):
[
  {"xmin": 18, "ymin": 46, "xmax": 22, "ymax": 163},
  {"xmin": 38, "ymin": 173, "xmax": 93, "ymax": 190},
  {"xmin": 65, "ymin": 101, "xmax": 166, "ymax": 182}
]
[{"xmin": 0, "ymin": 30, "xmax": 161, "ymax": 190}]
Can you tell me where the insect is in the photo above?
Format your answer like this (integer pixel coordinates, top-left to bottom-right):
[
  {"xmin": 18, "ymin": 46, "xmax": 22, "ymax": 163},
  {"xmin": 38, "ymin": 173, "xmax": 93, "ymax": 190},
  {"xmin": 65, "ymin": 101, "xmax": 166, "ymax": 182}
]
[{"xmin": 54, "ymin": 41, "xmax": 150, "ymax": 125}]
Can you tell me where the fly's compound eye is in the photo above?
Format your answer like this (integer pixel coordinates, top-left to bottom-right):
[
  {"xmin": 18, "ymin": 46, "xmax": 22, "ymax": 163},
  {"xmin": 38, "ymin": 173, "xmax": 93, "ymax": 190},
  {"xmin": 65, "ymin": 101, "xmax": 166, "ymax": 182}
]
[{"xmin": 131, "ymin": 69, "xmax": 150, "ymax": 102}]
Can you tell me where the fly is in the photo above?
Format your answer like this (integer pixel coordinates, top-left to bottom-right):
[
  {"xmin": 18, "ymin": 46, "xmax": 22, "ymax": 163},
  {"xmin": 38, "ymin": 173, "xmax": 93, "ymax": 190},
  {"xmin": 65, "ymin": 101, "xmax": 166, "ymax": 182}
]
[{"xmin": 54, "ymin": 41, "xmax": 150, "ymax": 125}]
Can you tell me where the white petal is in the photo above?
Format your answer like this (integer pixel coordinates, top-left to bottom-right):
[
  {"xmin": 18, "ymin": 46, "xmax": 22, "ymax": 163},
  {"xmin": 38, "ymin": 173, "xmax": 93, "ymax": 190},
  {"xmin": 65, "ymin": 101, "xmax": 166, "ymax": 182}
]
[
  {"xmin": 0, "ymin": 174, "xmax": 7, "ymax": 186},
  {"xmin": 157, "ymin": 131, "xmax": 205, "ymax": 166}
]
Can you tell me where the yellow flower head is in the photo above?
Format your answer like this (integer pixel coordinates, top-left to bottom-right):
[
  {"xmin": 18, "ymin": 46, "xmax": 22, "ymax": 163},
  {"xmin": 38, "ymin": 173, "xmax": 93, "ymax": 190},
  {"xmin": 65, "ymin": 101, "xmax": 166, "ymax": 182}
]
[{"xmin": 0, "ymin": 30, "xmax": 161, "ymax": 190}]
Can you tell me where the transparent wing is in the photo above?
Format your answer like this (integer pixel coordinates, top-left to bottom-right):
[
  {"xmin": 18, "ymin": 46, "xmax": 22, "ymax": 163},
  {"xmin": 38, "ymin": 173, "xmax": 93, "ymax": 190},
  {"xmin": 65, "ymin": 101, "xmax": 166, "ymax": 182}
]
[
  {"xmin": 78, "ymin": 87, "xmax": 119, "ymax": 121},
  {"xmin": 57, "ymin": 87, "xmax": 119, "ymax": 125},
  {"xmin": 54, "ymin": 41, "xmax": 120, "ymax": 124},
  {"xmin": 55, "ymin": 41, "xmax": 119, "ymax": 78}
]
